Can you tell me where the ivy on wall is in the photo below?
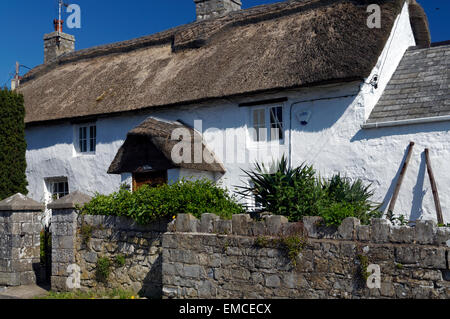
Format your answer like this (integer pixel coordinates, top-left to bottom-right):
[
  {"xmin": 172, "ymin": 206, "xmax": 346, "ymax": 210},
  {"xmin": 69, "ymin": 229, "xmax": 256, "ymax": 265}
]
[{"xmin": 0, "ymin": 88, "xmax": 28, "ymax": 200}]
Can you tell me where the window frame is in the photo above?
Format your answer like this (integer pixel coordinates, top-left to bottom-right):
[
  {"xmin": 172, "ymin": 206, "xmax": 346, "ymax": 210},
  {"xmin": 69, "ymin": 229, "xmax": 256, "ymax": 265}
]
[
  {"xmin": 45, "ymin": 177, "xmax": 69, "ymax": 202},
  {"xmin": 249, "ymin": 104, "xmax": 285, "ymax": 145},
  {"xmin": 74, "ymin": 123, "xmax": 97, "ymax": 155}
]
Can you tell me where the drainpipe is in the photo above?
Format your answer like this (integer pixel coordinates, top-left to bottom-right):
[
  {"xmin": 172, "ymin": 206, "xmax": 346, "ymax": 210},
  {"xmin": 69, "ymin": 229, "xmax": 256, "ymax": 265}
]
[{"xmin": 361, "ymin": 115, "xmax": 450, "ymax": 129}]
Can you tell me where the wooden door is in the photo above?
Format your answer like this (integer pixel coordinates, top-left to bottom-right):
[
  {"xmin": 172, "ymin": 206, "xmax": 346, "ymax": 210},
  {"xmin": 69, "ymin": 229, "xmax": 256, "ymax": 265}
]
[{"xmin": 132, "ymin": 170, "xmax": 168, "ymax": 191}]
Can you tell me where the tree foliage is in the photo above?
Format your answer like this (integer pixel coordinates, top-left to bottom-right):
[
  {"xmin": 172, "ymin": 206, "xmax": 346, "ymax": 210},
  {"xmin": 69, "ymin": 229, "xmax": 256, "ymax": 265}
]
[{"xmin": 0, "ymin": 88, "xmax": 28, "ymax": 200}]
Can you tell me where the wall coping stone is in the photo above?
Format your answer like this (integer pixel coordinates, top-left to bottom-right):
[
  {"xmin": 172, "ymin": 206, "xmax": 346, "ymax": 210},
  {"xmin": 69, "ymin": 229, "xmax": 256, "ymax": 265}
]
[
  {"xmin": 171, "ymin": 214, "xmax": 450, "ymax": 246},
  {"xmin": 0, "ymin": 193, "xmax": 44, "ymax": 212},
  {"xmin": 47, "ymin": 191, "xmax": 92, "ymax": 210}
]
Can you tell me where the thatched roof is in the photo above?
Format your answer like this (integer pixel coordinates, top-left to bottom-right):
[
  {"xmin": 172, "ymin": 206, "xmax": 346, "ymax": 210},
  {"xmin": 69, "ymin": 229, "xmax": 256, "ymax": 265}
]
[
  {"xmin": 107, "ymin": 117, "xmax": 226, "ymax": 174},
  {"xmin": 408, "ymin": 0, "xmax": 430, "ymax": 48},
  {"xmin": 19, "ymin": 0, "xmax": 427, "ymax": 125}
]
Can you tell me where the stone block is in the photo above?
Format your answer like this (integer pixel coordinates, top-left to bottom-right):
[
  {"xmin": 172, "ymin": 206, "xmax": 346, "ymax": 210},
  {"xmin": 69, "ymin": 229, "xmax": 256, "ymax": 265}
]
[
  {"xmin": 20, "ymin": 271, "xmax": 37, "ymax": 285},
  {"xmin": 175, "ymin": 214, "xmax": 199, "ymax": 233},
  {"xmin": 84, "ymin": 252, "xmax": 98, "ymax": 264},
  {"xmin": 0, "ymin": 272, "xmax": 20, "ymax": 286},
  {"xmin": 302, "ymin": 216, "xmax": 324, "ymax": 238},
  {"xmin": 183, "ymin": 265, "xmax": 202, "ymax": 279},
  {"xmin": 162, "ymin": 234, "xmax": 178, "ymax": 249},
  {"xmin": 51, "ymin": 276, "xmax": 70, "ymax": 292},
  {"xmin": 57, "ymin": 236, "xmax": 74, "ymax": 250},
  {"xmin": 232, "ymin": 214, "xmax": 251, "ymax": 236},
  {"xmin": 435, "ymin": 227, "xmax": 450, "ymax": 246},
  {"xmin": 370, "ymin": 218, "xmax": 392, "ymax": 243},
  {"xmin": 11, "ymin": 234, "xmax": 33, "ymax": 248},
  {"xmin": 198, "ymin": 280, "xmax": 216, "ymax": 298},
  {"xmin": 265, "ymin": 275, "xmax": 281, "ymax": 288},
  {"xmin": 418, "ymin": 247, "xmax": 447, "ymax": 269},
  {"xmin": 250, "ymin": 221, "xmax": 267, "ymax": 236},
  {"xmin": 214, "ymin": 220, "xmax": 232, "ymax": 235},
  {"xmin": 265, "ymin": 215, "xmax": 288, "ymax": 236},
  {"xmin": 200, "ymin": 213, "xmax": 219, "ymax": 233},
  {"xmin": 415, "ymin": 220, "xmax": 437, "ymax": 244},
  {"xmin": 54, "ymin": 210, "xmax": 77, "ymax": 223},
  {"xmin": 338, "ymin": 217, "xmax": 360, "ymax": 240},
  {"xmin": 357, "ymin": 225, "xmax": 370, "ymax": 241},
  {"xmin": 395, "ymin": 246, "xmax": 420, "ymax": 264},
  {"xmin": 162, "ymin": 286, "xmax": 178, "ymax": 299},
  {"xmin": 162, "ymin": 263, "xmax": 176, "ymax": 276},
  {"xmin": 11, "ymin": 259, "xmax": 32, "ymax": 272},
  {"xmin": 389, "ymin": 226, "xmax": 415, "ymax": 244},
  {"xmin": 53, "ymin": 249, "xmax": 75, "ymax": 264}
]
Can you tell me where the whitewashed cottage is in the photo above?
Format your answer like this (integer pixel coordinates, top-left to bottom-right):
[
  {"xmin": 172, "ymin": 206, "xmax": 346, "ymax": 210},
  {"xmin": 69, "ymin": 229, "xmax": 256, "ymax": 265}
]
[{"xmin": 18, "ymin": 0, "xmax": 450, "ymax": 225}]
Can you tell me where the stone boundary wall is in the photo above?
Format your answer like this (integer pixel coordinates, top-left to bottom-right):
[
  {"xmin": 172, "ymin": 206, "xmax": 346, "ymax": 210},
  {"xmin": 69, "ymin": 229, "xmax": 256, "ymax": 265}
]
[
  {"xmin": 161, "ymin": 214, "xmax": 450, "ymax": 299},
  {"xmin": 51, "ymin": 209, "xmax": 168, "ymax": 298}
]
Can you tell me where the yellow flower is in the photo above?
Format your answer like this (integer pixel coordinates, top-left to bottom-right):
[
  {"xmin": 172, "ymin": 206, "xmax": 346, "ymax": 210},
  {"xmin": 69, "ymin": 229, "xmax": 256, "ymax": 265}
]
[
  {"xmin": 131, "ymin": 296, "xmax": 135, "ymax": 299},
  {"xmin": 172, "ymin": 215, "xmax": 176, "ymax": 220}
]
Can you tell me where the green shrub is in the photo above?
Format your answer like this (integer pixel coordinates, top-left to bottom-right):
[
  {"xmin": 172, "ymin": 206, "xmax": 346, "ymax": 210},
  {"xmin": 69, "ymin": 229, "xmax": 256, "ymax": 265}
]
[
  {"xmin": 239, "ymin": 156, "xmax": 324, "ymax": 221},
  {"xmin": 81, "ymin": 179, "xmax": 245, "ymax": 225},
  {"xmin": 115, "ymin": 255, "xmax": 126, "ymax": 267},
  {"xmin": 320, "ymin": 174, "xmax": 382, "ymax": 226},
  {"xmin": 96, "ymin": 257, "xmax": 112, "ymax": 282},
  {"xmin": 240, "ymin": 156, "xmax": 381, "ymax": 226},
  {"xmin": 385, "ymin": 211, "xmax": 409, "ymax": 226},
  {"xmin": 80, "ymin": 222, "xmax": 94, "ymax": 246},
  {"xmin": 0, "ymin": 88, "xmax": 28, "ymax": 200},
  {"xmin": 39, "ymin": 230, "xmax": 52, "ymax": 265},
  {"xmin": 356, "ymin": 254, "xmax": 370, "ymax": 283}
]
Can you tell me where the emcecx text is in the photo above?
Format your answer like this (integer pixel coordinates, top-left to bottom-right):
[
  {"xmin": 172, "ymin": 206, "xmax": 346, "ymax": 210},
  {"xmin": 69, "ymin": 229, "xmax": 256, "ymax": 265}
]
[{"xmin": 224, "ymin": 304, "xmax": 271, "ymax": 314}]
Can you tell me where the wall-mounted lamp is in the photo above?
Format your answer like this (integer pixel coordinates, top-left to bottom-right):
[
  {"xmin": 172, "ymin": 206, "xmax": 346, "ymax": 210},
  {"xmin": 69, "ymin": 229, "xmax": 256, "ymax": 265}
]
[{"xmin": 296, "ymin": 110, "xmax": 312, "ymax": 126}]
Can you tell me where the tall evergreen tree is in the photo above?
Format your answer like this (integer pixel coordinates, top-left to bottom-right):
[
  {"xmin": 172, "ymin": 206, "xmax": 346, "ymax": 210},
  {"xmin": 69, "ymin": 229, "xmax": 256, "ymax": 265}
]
[{"xmin": 0, "ymin": 88, "xmax": 28, "ymax": 200}]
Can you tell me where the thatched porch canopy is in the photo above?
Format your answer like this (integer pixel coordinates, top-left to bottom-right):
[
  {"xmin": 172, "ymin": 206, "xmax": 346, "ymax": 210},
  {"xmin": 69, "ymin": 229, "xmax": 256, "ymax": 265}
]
[{"xmin": 107, "ymin": 117, "xmax": 226, "ymax": 175}]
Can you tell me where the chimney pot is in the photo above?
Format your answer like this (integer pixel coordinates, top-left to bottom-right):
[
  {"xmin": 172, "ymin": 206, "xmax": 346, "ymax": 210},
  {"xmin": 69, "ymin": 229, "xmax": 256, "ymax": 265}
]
[{"xmin": 53, "ymin": 19, "xmax": 64, "ymax": 32}]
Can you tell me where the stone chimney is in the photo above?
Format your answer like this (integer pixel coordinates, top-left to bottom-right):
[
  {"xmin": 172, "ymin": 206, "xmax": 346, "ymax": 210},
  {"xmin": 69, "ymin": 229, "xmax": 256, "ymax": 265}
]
[
  {"xmin": 43, "ymin": 19, "xmax": 75, "ymax": 63},
  {"xmin": 194, "ymin": 0, "xmax": 242, "ymax": 21}
]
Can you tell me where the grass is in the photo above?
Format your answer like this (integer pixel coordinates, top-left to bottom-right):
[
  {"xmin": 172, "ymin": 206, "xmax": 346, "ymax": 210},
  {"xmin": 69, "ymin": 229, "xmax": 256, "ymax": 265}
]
[{"xmin": 37, "ymin": 289, "xmax": 139, "ymax": 299}]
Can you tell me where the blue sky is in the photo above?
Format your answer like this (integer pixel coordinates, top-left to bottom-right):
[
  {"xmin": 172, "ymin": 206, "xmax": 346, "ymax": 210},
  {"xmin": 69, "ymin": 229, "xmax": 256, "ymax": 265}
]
[{"xmin": 1, "ymin": 0, "xmax": 448, "ymax": 88}]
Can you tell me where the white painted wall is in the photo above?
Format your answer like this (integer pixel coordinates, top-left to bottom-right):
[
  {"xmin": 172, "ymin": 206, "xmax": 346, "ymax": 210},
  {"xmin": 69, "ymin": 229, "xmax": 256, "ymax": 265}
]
[{"xmin": 25, "ymin": 2, "xmax": 450, "ymax": 223}]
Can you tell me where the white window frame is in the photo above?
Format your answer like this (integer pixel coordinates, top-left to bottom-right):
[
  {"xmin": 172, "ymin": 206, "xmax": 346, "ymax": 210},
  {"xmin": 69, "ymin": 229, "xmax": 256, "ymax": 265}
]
[
  {"xmin": 74, "ymin": 123, "xmax": 97, "ymax": 155},
  {"xmin": 249, "ymin": 104, "xmax": 285, "ymax": 145},
  {"xmin": 44, "ymin": 177, "xmax": 69, "ymax": 202}
]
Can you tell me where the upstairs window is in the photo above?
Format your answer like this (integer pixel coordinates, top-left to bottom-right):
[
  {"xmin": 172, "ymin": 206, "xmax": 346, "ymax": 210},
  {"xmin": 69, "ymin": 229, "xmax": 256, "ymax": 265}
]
[
  {"xmin": 76, "ymin": 124, "xmax": 96, "ymax": 153},
  {"xmin": 251, "ymin": 106, "xmax": 284, "ymax": 142}
]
